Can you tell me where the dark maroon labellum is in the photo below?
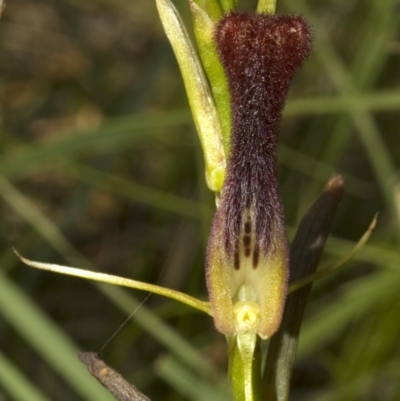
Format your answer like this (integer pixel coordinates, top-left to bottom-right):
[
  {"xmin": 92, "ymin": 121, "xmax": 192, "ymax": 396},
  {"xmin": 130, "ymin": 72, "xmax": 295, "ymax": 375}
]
[{"xmin": 214, "ymin": 13, "xmax": 311, "ymax": 262}]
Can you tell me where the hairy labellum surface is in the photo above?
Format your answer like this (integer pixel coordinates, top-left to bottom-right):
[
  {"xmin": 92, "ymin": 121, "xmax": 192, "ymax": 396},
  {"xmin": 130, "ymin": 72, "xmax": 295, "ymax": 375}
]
[{"xmin": 206, "ymin": 13, "xmax": 311, "ymax": 338}]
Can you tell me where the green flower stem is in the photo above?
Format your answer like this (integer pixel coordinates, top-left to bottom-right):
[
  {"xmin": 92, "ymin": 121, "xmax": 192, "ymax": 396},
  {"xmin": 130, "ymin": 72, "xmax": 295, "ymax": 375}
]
[
  {"xmin": 237, "ymin": 333, "xmax": 258, "ymax": 401},
  {"xmin": 229, "ymin": 334, "xmax": 262, "ymax": 401},
  {"xmin": 14, "ymin": 251, "xmax": 212, "ymax": 316},
  {"xmin": 256, "ymin": 0, "xmax": 277, "ymax": 14},
  {"xmin": 228, "ymin": 335, "xmax": 246, "ymax": 401}
]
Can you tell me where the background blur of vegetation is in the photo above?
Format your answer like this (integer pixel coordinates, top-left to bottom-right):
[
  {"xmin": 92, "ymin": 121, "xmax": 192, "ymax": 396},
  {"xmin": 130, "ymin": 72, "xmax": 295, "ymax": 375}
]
[{"xmin": 0, "ymin": 0, "xmax": 400, "ymax": 400}]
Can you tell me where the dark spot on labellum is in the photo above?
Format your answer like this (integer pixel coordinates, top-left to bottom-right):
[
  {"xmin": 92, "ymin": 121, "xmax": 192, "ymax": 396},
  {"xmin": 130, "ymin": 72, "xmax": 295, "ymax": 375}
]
[
  {"xmin": 253, "ymin": 246, "xmax": 260, "ymax": 269},
  {"xmin": 244, "ymin": 221, "xmax": 252, "ymax": 234},
  {"xmin": 244, "ymin": 247, "xmax": 251, "ymax": 257},
  {"xmin": 243, "ymin": 235, "xmax": 251, "ymax": 248}
]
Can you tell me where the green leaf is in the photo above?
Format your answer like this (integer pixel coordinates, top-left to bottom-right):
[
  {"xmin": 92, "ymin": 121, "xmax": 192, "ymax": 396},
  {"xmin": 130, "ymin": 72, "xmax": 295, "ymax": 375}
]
[
  {"xmin": 0, "ymin": 272, "xmax": 116, "ymax": 401},
  {"xmin": 0, "ymin": 352, "xmax": 51, "ymax": 401},
  {"xmin": 155, "ymin": 355, "xmax": 224, "ymax": 401},
  {"xmin": 263, "ymin": 175, "xmax": 344, "ymax": 401}
]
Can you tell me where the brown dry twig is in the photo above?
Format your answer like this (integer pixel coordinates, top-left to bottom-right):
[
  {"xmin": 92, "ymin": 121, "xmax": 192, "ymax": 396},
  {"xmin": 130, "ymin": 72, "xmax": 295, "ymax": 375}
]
[{"xmin": 78, "ymin": 352, "xmax": 152, "ymax": 401}]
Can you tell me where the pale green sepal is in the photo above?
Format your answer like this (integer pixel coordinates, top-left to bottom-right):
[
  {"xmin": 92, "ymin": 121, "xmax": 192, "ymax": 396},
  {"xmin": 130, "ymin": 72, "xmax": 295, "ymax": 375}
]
[
  {"xmin": 190, "ymin": 0, "xmax": 222, "ymax": 22},
  {"xmin": 156, "ymin": 0, "xmax": 226, "ymax": 192},
  {"xmin": 219, "ymin": 0, "xmax": 237, "ymax": 12},
  {"xmin": 256, "ymin": 0, "xmax": 277, "ymax": 14},
  {"xmin": 190, "ymin": 1, "xmax": 232, "ymax": 156}
]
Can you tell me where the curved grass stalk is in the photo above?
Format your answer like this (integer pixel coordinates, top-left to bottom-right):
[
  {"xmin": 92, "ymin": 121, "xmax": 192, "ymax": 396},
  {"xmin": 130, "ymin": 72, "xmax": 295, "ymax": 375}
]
[{"xmin": 289, "ymin": 213, "xmax": 377, "ymax": 294}]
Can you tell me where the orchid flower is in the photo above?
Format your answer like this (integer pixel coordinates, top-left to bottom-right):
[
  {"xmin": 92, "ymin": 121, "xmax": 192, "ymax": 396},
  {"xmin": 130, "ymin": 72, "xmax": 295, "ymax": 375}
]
[{"xmin": 16, "ymin": 1, "xmax": 377, "ymax": 400}]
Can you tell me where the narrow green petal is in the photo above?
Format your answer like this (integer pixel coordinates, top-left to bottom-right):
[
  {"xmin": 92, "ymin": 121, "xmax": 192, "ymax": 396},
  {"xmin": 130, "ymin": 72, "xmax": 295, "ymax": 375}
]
[
  {"xmin": 156, "ymin": 0, "xmax": 226, "ymax": 192},
  {"xmin": 15, "ymin": 251, "xmax": 212, "ymax": 316}
]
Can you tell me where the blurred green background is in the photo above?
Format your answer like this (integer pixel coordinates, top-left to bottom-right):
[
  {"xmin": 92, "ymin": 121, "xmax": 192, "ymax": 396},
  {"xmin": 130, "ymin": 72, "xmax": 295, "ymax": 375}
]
[{"xmin": 1, "ymin": 0, "xmax": 400, "ymax": 400}]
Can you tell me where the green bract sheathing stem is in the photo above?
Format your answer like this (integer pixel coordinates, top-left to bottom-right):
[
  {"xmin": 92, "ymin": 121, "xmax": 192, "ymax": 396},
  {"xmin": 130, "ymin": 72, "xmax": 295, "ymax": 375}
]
[
  {"xmin": 190, "ymin": 1, "xmax": 232, "ymax": 155},
  {"xmin": 191, "ymin": 0, "xmax": 222, "ymax": 22},
  {"xmin": 156, "ymin": 0, "xmax": 226, "ymax": 192},
  {"xmin": 256, "ymin": 0, "xmax": 277, "ymax": 14}
]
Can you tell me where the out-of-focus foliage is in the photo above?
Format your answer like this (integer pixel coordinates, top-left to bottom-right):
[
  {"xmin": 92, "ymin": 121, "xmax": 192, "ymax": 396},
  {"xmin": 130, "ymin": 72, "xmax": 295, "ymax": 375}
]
[{"xmin": 0, "ymin": 0, "xmax": 400, "ymax": 400}]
